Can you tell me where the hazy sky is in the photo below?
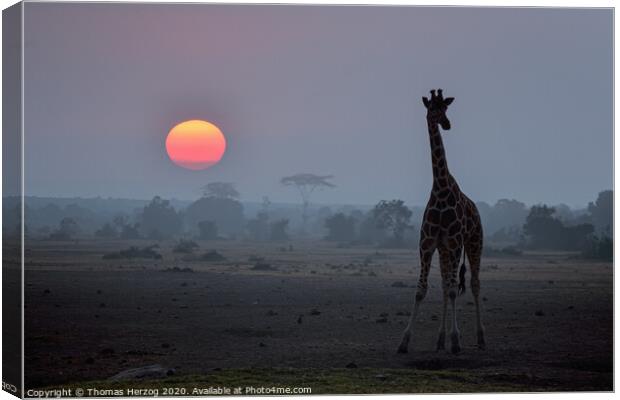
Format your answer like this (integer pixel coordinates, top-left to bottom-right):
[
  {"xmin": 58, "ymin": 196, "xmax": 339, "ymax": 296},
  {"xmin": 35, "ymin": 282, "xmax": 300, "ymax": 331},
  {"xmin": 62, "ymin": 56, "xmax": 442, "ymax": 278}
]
[{"xmin": 22, "ymin": 4, "xmax": 612, "ymax": 208}]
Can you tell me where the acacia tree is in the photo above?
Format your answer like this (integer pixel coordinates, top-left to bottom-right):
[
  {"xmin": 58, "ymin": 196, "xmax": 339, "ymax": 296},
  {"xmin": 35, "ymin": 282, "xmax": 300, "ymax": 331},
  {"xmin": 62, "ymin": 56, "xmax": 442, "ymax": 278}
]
[
  {"xmin": 186, "ymin": 183, "xmax": 244, "ymax": 237},
  {"xmin": 280, "ymin": 173, "xmax": 335, "ymax": 231},
  {"xmin": 202, "ymin": 182, "xmax": 240, "ymax": 199}
]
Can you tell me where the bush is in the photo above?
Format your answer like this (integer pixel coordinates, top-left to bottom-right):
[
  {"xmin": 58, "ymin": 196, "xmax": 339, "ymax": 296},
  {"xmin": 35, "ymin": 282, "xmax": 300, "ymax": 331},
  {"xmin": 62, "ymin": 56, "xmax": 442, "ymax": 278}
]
[
  {"xmin": 324, "ymin": 213, "xmax": 357, "ymax": 242},
  {"xmin": 120, "ymin": 224, "xmax": 141, "ymax": 240},
  {"xmin": 185, "ymin": 197, "xmax": 244, "ymax": 237},
  {"xmin": 173, "ymin": 239, "xmax": 199, "ymax": 254},
  {"xmin": 198, "ymin": 220, "xmax": 218, "ymax": 240},
  {"xmin": 103, "ymin": 245, "xmax": 162, "ymax": 260},
  {"xmin": 49, "ymin": 217, "xmax": 80, "ymax": 240},
  {"xmin": 270, "ymin": 219, "xmax": 289, "ymax": 241},
  {"xmin": 202, "ymin": 250, "xmax": 226, "ymax": 262},
  {"xmin": 95, "ymin": 223, "xmax": 117, "ymax": 239},
  {"xmin": 139, "ymin": 196, "xmax": 183, "ymax": 239},
  {"xmin": 581, "ymin": 235, "xmax": 613, "ymax": 261}
]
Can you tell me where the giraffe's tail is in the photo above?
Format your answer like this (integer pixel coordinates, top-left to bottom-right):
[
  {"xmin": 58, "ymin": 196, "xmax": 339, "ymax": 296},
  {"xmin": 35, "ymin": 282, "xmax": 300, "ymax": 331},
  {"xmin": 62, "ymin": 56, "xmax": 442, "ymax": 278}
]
[{"xmin": 458, "ymin": 251, "xmax": 467, "ymax": 296}]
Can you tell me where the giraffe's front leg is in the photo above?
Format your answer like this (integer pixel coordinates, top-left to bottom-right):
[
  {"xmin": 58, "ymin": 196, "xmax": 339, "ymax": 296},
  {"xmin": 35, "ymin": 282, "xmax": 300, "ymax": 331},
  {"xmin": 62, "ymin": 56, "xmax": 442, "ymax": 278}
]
[
  {"xmin": 398, "ymin": 246, "xmax": 433, "ymax": 354},
  {"xmin": 397, "ymin": 283, "xmax": 427, "ymax": 354}
]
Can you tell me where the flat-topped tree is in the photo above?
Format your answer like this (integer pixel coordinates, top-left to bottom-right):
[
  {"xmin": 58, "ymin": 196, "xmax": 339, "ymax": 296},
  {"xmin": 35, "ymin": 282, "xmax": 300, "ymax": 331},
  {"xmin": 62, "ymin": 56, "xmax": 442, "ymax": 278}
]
[
  {"xmin": 187, "ymin": 182, "xmax": 244, "ymax": 237},
  {"xmin": 202, "ymin": 182, "xmax": 240, "ymax": 199},
  {"xmin": 280, "ymin": 173, "xmax": 335, "ymax": 232}
]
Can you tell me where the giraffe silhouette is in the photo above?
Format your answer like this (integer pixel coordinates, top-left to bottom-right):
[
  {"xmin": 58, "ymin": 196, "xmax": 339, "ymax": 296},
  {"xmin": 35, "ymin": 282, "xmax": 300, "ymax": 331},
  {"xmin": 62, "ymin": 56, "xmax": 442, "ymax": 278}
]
[{"xmin": 397, "ymin": 89, "xmax": 485, "ymax": 355}]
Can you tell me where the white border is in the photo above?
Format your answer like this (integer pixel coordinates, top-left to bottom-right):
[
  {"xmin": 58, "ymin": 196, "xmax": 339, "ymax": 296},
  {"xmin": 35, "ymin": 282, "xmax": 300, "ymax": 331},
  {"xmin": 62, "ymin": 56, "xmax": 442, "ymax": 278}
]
[{"xmin": 0, "ymin": 1, "xmax": 616, "ymax": 400}]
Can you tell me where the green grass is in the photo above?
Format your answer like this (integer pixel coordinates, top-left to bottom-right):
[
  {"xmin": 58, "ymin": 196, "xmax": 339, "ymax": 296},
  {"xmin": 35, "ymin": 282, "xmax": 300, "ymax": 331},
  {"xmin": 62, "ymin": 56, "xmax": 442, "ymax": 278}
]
[{"xmin": 38, "ymin": 367, "xmax": 540, "ymax": 395}]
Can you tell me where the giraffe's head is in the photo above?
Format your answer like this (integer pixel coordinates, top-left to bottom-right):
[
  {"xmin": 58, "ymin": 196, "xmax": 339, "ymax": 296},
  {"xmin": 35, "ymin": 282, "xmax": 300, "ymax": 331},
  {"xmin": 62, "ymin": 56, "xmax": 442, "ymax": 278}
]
[{"xmin": 422, "ymin": 89, "xmax": 454, "ymax": 130}]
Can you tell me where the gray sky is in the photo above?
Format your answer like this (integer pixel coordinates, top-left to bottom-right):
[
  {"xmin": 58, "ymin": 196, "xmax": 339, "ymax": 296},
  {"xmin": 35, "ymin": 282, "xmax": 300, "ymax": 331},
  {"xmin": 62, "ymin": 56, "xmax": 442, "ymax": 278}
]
[{"xmin": 22, "ymin": 4, "xmax": 612, "ymax": 208}]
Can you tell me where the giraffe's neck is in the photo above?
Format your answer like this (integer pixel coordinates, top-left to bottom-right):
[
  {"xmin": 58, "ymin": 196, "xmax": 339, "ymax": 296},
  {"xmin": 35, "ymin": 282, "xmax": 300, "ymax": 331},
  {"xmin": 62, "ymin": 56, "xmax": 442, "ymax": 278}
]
[{"xmin": 427, "ymin": 119, "xmax": 451, "ymax": 188}]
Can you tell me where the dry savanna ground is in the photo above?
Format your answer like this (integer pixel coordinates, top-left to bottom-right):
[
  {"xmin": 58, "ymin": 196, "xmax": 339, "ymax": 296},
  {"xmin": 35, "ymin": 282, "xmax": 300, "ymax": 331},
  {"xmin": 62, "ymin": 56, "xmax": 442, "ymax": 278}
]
[{"xmin": 22, "ymin": 239, "xmax": 612, "ymax": 394}]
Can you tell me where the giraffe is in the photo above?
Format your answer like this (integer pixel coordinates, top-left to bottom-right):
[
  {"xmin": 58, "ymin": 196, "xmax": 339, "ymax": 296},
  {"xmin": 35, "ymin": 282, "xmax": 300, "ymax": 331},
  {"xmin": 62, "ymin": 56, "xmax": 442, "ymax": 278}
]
[{"xmin": 397, "ymin": 89, "xmax": 485, "ymax": 355}]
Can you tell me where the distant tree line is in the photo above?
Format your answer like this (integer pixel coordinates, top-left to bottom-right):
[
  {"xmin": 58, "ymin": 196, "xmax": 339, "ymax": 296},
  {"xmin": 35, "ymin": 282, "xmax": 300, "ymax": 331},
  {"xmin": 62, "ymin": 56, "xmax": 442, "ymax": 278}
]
[
  {"xmin": 8, "ymin": 178, "xmax": 612, "ymax": 261},
  {"xmin": 519, "ymin": 191, "xmax": 612, "ymax": 260}
]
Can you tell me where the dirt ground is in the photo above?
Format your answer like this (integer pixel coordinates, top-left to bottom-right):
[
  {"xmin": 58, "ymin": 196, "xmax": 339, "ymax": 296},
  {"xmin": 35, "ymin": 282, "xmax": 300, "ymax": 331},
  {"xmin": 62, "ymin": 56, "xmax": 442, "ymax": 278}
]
[{"xmin": 23, "ymin": 239, "xmax": 613, "ymax": 393}]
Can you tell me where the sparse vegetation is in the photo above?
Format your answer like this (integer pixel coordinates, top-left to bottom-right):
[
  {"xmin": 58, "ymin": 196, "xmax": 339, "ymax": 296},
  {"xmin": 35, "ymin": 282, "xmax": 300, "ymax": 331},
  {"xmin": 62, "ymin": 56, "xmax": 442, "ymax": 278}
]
[
  {"xmin": 49, "ymin": 217, "xmax": 80, "ymax": 240},
  {"xmin": 483, "ymin": 246, "xmax": 523, "ymax": 257},
  {"xmin": 523, "ymin": 205, "xmax": 594, "ymax": 251},
  {"xmin": 581, "ymin": 235, "xmax": 613, "ymax": 261},
  {"xmin": 269, "ymin": 219, "xmax": 289, "ymax": 241},
  {"xmin": 197, "ymin": 220, "xmax": 218, "ymax": 240},
  {"xmin": 201, "ymin": 250, "xmax": 226, "ymax": 262},
  {"xmin": 172, "ymin": 239, "xmax": 199, "ymax": 254},
  {"xmin": 39, "ymin": 367, "xmax": 547, "ymax": 394},
  {"xmin": 324, "ymin": 213, "xmax": 357, "ymax": 242},
  {"xmin": 281, "ymin": 173, "xmax": 336, "ymax": 232},
  {"xmin": 372, "ymin": 200, "xmax": 413, "ymax": 247},
  {"xmin": 102, "ymin": 245, "xmax": 162, "ymax": 260},
  {"xmin": 139, "ymin": 197, "xmax": 183, "ymax": 239}
]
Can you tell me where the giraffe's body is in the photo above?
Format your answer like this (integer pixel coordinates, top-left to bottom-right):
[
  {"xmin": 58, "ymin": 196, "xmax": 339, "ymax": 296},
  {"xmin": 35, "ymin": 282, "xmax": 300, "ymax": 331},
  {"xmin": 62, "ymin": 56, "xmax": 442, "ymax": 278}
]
[{"xmin": 398, "ymin": 89, "xmax": 485, "ymax": 355}]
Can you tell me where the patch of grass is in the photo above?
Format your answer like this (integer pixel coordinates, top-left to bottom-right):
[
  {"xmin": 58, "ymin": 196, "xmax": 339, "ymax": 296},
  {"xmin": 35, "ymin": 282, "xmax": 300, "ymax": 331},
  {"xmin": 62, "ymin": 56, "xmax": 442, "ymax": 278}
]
[
  {"xmin": 201, "ymin": 250, "xmax": 226, "ymax": 262},
  {"xmin": 483, "ymin": 246, "xmax": 523, "ymax": 257},
  {"xmin": 102, "ymin": 245, "xmax": 162, "ymax": 260},
  {"xmin": 37, "ymin": 368, "xmax": 539, "ymax": 395},
  {"xmin": 173, "ymin": 240, "xmax": 199, "ymax": 254}
]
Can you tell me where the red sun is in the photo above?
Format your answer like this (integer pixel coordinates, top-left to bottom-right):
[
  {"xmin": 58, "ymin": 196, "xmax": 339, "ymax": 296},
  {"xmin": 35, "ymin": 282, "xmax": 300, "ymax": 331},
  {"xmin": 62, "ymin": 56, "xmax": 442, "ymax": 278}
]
[{"xmin": 165, "ymin": 120, "xmax": 227, "ymax": 170}]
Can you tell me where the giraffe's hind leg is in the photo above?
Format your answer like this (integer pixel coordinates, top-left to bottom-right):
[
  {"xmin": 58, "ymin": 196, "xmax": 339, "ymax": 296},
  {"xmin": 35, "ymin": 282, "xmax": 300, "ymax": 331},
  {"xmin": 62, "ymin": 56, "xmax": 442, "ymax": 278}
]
[
  {"xmin": 436, "ymin": 249, "xmax": 452, "ymax": 351},
  {"xmin": 446, "ymin": 247, "xmax": 463, "ymax": 354},
  {"xmin": 466, "ymin": 241, "xmax": 486, "ymax": 350}
]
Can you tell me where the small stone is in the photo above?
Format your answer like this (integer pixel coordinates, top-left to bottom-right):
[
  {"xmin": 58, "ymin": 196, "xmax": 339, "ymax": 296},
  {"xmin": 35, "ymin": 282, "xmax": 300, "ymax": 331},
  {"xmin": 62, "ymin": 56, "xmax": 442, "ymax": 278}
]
[
  {"xmin": 346, "ymin": 362, "xmax": 357, "ymax": 369},
  {"xmin": 534, "ymin": 310, "xmax": 545, "ymax": 316},
  {"xmin": 376, "ymin": 317, "xmax": 388, "ymax": 323}
]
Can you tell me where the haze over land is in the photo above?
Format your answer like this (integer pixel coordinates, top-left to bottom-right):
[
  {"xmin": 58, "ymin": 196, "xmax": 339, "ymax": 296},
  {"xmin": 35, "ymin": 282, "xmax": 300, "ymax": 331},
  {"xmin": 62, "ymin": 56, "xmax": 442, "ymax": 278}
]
[{"xmin": 13, "ymin": 5, "xmax": 613, "ymax": 209}]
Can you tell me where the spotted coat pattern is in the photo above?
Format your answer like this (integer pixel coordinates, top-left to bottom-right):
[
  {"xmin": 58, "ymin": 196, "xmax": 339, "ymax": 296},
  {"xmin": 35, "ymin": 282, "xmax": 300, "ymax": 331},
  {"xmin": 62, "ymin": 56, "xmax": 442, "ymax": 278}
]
[{"xmin": 398, "ymin": 89, "xmax": 486, "ymax": 355}]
